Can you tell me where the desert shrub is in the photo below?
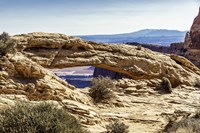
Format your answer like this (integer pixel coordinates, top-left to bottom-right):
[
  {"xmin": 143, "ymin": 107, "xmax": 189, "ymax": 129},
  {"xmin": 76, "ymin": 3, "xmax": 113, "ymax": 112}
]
[
  {"xmin": 194, "ymin": 78, "xmax": 200, "ymax": 89},
  {"xmin": 106, "ymin": 121, "xmax": 129, "ymax": 133},
  {"xmin": 0, "ymin": 32, "xmax": 10, "ymax": 43},
  {"xmin": 136, "ymin": 45, "xmax": 142, "ymax": 50},
  {"xmin": 166, "ymin": 119, "xmax": 200, "ymax": 133},
  {"xmin": 0, "ymin": 102, "xmax": 87, "ymax": 133},
  {"xmin": 161, "ymin": 77, "xmax": 172, "ymax": 93},
  {"xmin": 165, "ymin": 111, "xmax": 200, "ymax": 133},
  {"xmin": 89, "ymin": 76, "xmax": 116, "ymax": 103},
  {"xmin": 0, "ymin": 32, "xmax": 15, "ymax": 56},
  {"xmin": 193, "ymin": 111, "xmax": 200, "ymax": 119}
]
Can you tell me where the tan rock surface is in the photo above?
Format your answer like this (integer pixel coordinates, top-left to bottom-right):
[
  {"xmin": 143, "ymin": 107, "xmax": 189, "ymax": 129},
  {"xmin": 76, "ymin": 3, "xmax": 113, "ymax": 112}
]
[
  {"xmin": 11, "ymin": 32, "xmax": 200, "ymax": 87},
  {"xmin": 0, "ymin": 79, "xmax": 200, "ymax": 133},
  {"xmin": 0, "ymin": 53, "xmax": 91, "ymax": 104},
  {"xmin": 0, "ymin": 32, "xmax": 199, "ymax": 133},
  {"xmin": 83, "ymin": 79, "xmax": 200, "ymax": 133}
]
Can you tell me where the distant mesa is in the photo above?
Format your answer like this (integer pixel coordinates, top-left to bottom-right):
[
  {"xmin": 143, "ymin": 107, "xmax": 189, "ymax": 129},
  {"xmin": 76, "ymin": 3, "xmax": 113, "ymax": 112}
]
[
  {"xmin": 78, "ymin": 29, "xmax": 187, "ymax": 45},
  {"xmin": 124, "ymin": 9, "xmax": 200, "ymax": 69}
]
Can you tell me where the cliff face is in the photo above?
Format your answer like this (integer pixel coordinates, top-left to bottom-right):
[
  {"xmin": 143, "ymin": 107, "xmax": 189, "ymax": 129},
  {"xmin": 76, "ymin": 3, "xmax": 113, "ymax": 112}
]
[
  {"xmin": 182, "ymin": 8, "xmax": 200, "ymax": 68},
  {"xmin": 188, "ymin": 8, "xmax": 200, "ymax": 49},
  {"xmin": 0, "ymin": 52, "xmax": 90, "ymax": 103}
]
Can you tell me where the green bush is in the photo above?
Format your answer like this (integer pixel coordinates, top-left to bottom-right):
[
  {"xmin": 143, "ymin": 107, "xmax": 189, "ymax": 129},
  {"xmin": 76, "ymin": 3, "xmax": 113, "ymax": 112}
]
[
  {"xmin": 0, "ymin": 32, "xmax": 10, "ymax": 43},
  {"xmin": 89, "ymin": 76, "xmax": 116, "ymax": 103},
  {"xmin": 161, "ymin": 77, "xmax": 172, "ymax": 93},
  {"xmin": 0, "ymin": 102, "xmax": 87, "ymax": 133},
  {"xmin": 0, "ymin": 32, "xmax": 15, "ymax": 56},
  {"xmin": 106, "ymin": 121, "xmax": 129, "ymax": 133}
]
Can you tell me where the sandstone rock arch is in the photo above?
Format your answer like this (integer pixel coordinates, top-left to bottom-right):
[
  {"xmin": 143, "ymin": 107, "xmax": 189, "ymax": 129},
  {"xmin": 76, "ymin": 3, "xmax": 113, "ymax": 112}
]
[{"xmin": 12, "ymin": 32, "xmax": 200, "ymax": 87}]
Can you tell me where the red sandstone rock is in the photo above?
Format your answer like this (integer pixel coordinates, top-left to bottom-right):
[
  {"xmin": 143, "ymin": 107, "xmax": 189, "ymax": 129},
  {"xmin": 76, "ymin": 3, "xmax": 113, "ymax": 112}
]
[{"xmin": 188, "ymin": 8, "xmax": 200, "ymax": 48}]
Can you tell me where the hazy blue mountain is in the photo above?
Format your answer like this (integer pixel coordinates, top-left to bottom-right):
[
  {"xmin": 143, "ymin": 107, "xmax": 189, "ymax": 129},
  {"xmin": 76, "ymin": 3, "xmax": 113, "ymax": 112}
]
[{"xmin": 78, "ymin": 29, "xmax": 187, "ymax": 46}]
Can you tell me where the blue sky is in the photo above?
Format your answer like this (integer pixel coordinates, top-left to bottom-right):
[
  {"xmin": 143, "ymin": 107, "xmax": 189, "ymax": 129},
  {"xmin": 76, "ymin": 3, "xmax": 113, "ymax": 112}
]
[{"xmin": 0, "ymin": 0, "xmax": 199, "ymax": 35}]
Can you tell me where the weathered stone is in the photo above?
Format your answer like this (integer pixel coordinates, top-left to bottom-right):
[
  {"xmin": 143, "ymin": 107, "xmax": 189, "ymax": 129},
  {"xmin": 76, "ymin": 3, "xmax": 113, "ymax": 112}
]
[
  {"xmin": 10, "ymin": 32, "xmax": 200, "ymax": 87},
  {"xmin": 188, "ymin": 8, "xmax": 200, "ymax": 49},
  {"xmin": 0, "ymin": 31, "xmax": 198, "ymax": 133},
  {"xmin": 182, "ymin": 8, "xmax": 200, "ymax": 68},
  {"xmin": 0, "ymin": 53, "xmax": 91, "ymax": 103}
]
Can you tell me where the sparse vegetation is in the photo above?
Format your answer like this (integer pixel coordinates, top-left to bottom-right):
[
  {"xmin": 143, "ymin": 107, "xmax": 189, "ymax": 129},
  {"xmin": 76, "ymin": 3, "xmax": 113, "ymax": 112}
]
[
  {"xmin": 194, "ymin": 78, "xmax": 200, "ymax": 89},
  {"xmin": 161, "ymin": 77, "xmax": 172, "ymax": 93},
  {"xmin": 193, "ymin": 111, "xmax": 200, "ymax": 119},
  {"xmin": 136, "ymin": 45, "xmax": 142, "ymax": 50},
  {"xmin": 0, "ymin": 32, "xmax": 10, "ymax": 43},
  {"xmin": 0, "ymin": 102, "xmax": 87, "ymax": 133},
  {"xmin": 0, "ymin": 32, "xmax": 15, "ymax": 56},
  {"xmin": 106, "ymin": 120, "xmax": 129, "ymax": 133},
  {"xmin": 165, "ymin": 111, "xmax": 200, "ymax": 133},
  {"xmin": 89, "ymin": 76, "xmax": 116, "ymax": 103}
]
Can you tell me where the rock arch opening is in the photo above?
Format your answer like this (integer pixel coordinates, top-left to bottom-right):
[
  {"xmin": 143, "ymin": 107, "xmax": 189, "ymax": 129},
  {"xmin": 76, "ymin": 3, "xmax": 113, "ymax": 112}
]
[
  {"xmin": 50, "ymin": 66, "xmax": 129, "ymax": 88},
  {"xmin": 51, "ymin": 66, "xmax": 94, "ymax": 88}
]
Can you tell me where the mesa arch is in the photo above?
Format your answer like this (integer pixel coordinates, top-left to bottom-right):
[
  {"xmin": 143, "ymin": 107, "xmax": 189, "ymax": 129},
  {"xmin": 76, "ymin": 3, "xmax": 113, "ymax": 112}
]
[{"xmin": 12, "ymin": 32, "xmax": 200, "ymax": 87}]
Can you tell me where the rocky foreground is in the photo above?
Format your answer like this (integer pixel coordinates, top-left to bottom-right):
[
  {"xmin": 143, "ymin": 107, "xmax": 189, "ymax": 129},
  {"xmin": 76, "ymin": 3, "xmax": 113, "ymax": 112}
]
[{"xmin": 0, "ymin": 31, "xmax": 199, "ymax": 132}]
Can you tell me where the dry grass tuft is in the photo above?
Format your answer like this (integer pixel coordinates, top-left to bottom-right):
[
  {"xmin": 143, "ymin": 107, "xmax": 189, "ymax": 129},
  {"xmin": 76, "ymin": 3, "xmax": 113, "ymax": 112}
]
[
  {"xmin": 106, "ymin": 120, "xmax": 129, "ymax": 133},
  {"xmin": 89, "ymin": 76, "xmax": 116, "ymax": 103}
]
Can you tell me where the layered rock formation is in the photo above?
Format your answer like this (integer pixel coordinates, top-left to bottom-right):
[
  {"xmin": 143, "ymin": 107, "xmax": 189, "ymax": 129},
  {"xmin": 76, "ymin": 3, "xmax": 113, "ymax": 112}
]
[
  {"xmin": 0, "ymin": 32, "xmax": 199, "ymax": 132},
  {"xmin": 11, "ymin": 32, "xmax": 200, "ymax": 87},
  {"xmin": 0, "ymin": 52, "xmax": 91, "ymax": 103},
  {"xmin": 126, "ymin": 42, "xmax": 171, "ymax": 53},
  {"xmin": 93, "ymin": 43, "xmax": 176, "ymax": 79},
  {"xmin": 182, "ymin": 8, "xmax": 200, "ymax": 68},
  {"xmin": 187, "ymin": 8, "xmax": 200, "ymax": 49}
]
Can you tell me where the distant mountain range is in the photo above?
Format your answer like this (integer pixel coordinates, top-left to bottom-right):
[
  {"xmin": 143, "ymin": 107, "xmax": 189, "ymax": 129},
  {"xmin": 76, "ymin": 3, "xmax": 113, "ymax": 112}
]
[{"xmin": 78, "ymin": 29, "xmax": 187, "ymax": 46}]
